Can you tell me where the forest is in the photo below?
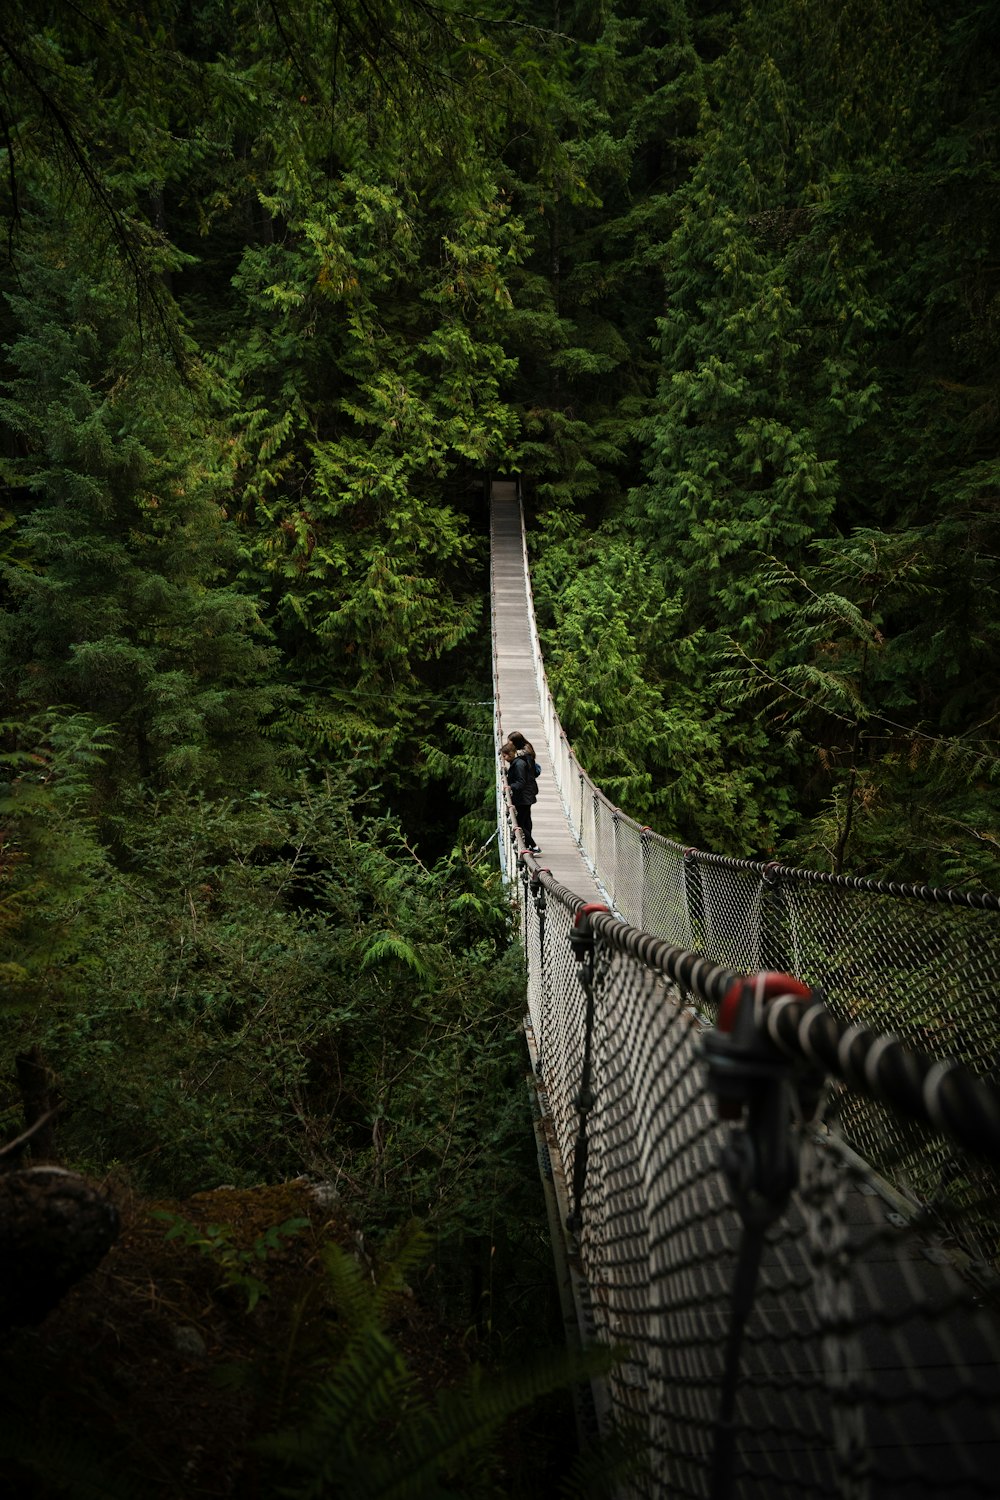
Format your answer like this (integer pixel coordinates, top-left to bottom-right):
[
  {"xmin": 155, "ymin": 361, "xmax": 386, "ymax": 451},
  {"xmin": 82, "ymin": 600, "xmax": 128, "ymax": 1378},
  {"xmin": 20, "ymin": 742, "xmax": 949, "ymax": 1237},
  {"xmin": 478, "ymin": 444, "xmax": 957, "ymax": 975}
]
[{"xmin": 0, "ymin": 0, "xmax": 997, "ymax": 1494}]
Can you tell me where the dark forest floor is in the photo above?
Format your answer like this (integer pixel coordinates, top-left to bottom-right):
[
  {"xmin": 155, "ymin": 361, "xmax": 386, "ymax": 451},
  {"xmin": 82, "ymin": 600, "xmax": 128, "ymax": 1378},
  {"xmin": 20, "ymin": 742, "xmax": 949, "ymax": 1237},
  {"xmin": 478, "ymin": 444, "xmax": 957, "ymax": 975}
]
[{"xmin": 0, "ymin": 1176, "xmax": 567, "ymax": 1498}]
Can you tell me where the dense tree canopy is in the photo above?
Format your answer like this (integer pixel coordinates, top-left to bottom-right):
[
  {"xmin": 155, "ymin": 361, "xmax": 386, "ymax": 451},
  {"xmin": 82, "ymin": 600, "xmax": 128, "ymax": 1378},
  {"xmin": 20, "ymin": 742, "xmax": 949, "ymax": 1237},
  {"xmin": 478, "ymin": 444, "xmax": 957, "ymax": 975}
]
[
  {"xmin": 1, "ymin": 0, "xmax": 994, "ymax": 888},
  {"xmin": 532, "ymin": 0, "xmax": 1000, "ymax": 884}
]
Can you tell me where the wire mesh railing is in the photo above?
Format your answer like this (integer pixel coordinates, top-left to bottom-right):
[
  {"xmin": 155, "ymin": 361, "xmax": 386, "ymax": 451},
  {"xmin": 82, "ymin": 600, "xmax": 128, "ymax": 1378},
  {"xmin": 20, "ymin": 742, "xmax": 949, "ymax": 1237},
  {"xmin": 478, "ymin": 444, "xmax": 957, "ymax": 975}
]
[
  {"xmin": 505, "ymin": 836, "xmax": 1000, "ymax": 1498},
  {"xmin": 492, "ymin": 484, "xmax": 1000, "ymax": 1497},
  {"xmin": 505, "ymin": 491, "xmax": 1000, "ymax": 1233}
]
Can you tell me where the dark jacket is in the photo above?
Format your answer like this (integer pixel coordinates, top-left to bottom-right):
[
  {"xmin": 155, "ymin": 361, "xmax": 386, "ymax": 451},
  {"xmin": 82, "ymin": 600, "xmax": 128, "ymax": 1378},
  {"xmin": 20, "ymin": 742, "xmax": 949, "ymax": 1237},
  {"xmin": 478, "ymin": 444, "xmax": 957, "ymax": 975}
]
[{"xmin": 507, "ymin": 752, "xmax": 538, "ymax": 807}]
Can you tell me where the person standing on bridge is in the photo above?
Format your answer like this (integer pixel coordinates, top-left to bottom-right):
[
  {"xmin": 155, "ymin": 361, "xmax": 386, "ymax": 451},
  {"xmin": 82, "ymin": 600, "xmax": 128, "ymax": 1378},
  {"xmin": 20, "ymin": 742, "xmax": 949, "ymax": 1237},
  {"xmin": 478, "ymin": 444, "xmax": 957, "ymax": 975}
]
[{"xmin": 503, "ymin": 733, "xmax": 541, "ymax": 854}]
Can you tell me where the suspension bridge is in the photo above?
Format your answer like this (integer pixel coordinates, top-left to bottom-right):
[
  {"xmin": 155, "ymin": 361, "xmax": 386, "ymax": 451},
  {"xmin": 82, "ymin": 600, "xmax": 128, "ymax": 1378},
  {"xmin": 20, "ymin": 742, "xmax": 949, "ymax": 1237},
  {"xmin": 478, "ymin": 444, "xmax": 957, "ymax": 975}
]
[{"xmin": 489, "ymin": 478, "xmax": 1000, "ymax": 1498}]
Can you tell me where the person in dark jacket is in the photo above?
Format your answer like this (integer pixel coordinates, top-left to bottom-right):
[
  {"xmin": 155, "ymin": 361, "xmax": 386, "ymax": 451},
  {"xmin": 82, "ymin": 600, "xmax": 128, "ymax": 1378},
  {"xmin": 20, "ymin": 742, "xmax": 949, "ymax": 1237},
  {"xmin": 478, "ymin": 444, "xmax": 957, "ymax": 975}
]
[{"xmin": 503, "ymin": 735, "xmax": 540, "ymax": 853}]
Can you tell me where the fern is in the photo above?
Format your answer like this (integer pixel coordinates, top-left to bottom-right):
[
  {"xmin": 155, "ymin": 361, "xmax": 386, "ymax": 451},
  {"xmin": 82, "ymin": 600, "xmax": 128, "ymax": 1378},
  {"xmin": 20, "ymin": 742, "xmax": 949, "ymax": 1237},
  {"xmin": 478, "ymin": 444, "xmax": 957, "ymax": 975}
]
[
  {"xmin": 255, "ymin": 1231, "xmax": 624, "ymax": 1499},
  {"xmin": 360, "ymin": 931, "xmax": 435, "ymax": 983}
]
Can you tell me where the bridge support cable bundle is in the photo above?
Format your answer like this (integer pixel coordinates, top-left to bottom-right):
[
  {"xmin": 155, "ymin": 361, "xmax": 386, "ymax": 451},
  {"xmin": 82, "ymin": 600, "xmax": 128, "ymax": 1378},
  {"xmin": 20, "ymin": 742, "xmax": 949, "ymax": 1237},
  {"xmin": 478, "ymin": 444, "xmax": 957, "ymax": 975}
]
[{"xmin": 490, "ymin": 479, "xmax": 1000, "ymax": 1496}]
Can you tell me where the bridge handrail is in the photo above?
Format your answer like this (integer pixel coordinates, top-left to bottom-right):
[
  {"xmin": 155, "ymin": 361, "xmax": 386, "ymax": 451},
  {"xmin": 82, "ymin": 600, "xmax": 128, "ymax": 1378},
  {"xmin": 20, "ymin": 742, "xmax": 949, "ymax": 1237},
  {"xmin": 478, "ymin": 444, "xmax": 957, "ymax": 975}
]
[
  {"xmin": 572, "ymin": 894, "xmax": 1000, "ymax": 1163},
  {"xmin": 505, "ymin": 827, "xmax": 1000, "ymax": 1497},
  {"xmin": 507, "ymin": 852, "xmax": 1000, "ymax": 1167},
  {"xmin": 501, "ymin": 486, "xmax": 1000, "ymax": 1219}
]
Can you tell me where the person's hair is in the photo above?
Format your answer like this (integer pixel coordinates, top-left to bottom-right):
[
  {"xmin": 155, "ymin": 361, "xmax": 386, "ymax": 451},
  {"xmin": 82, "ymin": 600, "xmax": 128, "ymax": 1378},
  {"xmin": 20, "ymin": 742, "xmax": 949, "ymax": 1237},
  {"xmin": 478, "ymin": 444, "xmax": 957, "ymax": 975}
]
[
  {"xmin": 508, "ymin": 731, "xmax": 527, "ymax": 750},
  {"xmin": 500, "ymin": 742, "xmax": 516, "ymax": 762}
]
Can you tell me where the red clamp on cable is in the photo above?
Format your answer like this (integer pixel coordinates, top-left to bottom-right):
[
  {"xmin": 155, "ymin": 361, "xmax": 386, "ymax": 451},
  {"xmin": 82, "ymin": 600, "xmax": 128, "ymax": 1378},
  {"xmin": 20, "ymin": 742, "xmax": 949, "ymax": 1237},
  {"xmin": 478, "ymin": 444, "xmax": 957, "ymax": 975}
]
[
  {"xmin": 570, "ymin": 902, "xmax": 610, "ymax": 962},
  {"xmin": 704, "ymin": 972, "xmax": 824, "ymax": 1228},
  {"xmin": 573, "ymin": 902, "xmax": 610, "ymax": 926},
  {"xmin": 709, "ymin": 972, "xmax": 812, "ymax": 1121},
  {"xmin": 718, "ymin": 971, "xmax": 811, "ymax": 1034}
]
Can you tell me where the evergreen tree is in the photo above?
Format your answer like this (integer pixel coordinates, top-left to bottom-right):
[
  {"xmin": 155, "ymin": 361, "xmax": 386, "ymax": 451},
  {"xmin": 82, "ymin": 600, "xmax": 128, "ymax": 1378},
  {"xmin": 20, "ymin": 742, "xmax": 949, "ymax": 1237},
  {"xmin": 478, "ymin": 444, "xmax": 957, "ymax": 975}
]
[
  {"xmin": 503, "ymin": 0, "xmax": 711, "ymax": 518},
  {"xmin": 0, "ymin": 235, "xmax": 280, "ymax": 796},
  {"xmin": 536, "ymin": 0, "xmax": 1000, "ymax": 882},
  {"xmin": 178, "ymin": 0, "xmax": 536, "ymax": 799}
]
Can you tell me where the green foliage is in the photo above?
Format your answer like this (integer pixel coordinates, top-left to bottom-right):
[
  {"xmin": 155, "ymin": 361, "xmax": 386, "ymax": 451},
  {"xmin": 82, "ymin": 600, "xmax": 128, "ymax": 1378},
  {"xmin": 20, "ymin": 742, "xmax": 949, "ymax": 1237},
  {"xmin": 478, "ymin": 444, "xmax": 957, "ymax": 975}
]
[
  {"xmin": 500, "ymin": 0, "xmax": 711, "ymax": 516},
  {"xmin": 153, "ymin": 1209, "xmax": 310, "ymax": 1310},
  {"xmin": 2, "ymin": 771, "xmax": 525, "ymax": 1225},
  {"xmin": 718, "ymin": 526, "xmax": 1000, "ymax": 880},
  {"xmin": 254, "ymin": 1224, "xmax": 624, "ymax": 1499},
  {"xmin": 535, "ymin": 0, "xmax": 1000, "ymax": 884},
  {"xmin": 0, "ymin": 710, "xmax": 116, "ymax": 1013},
  {"xmin": 0, "ymin": 0, "xmax": 538, "ymax": 809},
  {"xmin": 0, "ymin": 239, "xmax": 281, "ymax": 799},
  {"xmin": 532, "ymin": 521, "xmax": 798, "ymax": 851},
  {"xmin": 189, "ymin": 2, "xmax": 533, "ymax": 790}
]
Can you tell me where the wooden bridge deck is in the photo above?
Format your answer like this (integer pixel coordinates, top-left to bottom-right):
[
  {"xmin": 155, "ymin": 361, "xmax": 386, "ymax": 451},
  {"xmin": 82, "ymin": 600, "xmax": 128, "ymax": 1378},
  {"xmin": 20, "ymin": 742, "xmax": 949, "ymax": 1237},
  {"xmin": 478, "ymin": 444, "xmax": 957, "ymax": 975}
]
[{"xmin": 490, "ymin": 480, "xmax": 604, "ymax": 905}]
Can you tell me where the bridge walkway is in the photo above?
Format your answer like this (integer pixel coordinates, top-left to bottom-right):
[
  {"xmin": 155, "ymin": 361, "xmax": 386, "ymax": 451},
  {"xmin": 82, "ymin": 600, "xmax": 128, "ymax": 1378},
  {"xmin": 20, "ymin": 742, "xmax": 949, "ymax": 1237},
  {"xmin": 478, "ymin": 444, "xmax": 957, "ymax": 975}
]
[{"xmin": 490, "ymin": 479, "xmax": 603, "ymax": 904}]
